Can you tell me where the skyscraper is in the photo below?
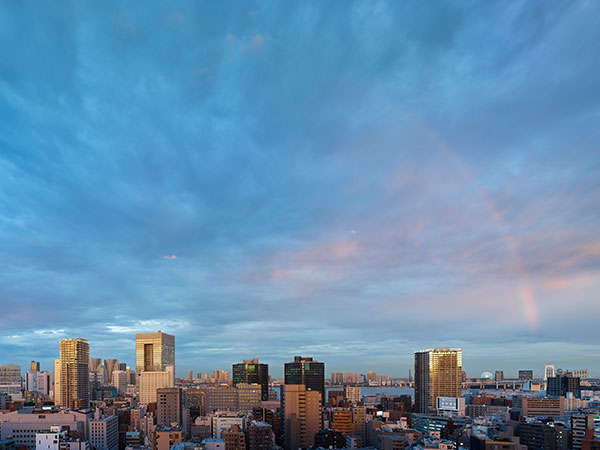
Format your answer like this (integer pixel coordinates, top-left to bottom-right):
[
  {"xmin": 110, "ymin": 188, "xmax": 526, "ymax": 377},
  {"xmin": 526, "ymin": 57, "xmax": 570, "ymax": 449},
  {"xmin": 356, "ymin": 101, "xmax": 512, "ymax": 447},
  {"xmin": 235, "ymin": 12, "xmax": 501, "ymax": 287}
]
[
  {"xmin": 282, "ymin": 384, "xmax": 321, "ymax": 449},
  {"xmin": 136, "ymin": 331, "xmax": 175, "ymax": 405},
  {"xmin": 54, "ymin": 338, "xmax": 90, "ymax": 408},
  {"xmin": 284, "ymin": 356, "xmax": 325, "ymax": 404},
  {"xmin": 518, "ymin": 370, "xmax": 534, "ymax": 380},
  {"xmin": 414, "ymin": 348, "xmax": 462, "ymax": 413},
  {"xmin": 30, "ymin": 361, "xmax": 40, "ymax": 372},
  {"xmin": 232, "ymin": 358, "xmax": 269, "ymax": 401},
  {"xmin": 135, "ymin": 330, "xmax": 175, "ymax": 373}
]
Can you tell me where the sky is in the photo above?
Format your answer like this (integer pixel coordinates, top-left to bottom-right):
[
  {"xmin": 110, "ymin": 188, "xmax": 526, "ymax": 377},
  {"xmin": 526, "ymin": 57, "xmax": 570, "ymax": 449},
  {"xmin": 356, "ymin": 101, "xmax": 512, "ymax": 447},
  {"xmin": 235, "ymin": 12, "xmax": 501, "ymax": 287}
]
[{"xmin": 1, "ymin": 1, "xmax": 599, "ymax": 379}]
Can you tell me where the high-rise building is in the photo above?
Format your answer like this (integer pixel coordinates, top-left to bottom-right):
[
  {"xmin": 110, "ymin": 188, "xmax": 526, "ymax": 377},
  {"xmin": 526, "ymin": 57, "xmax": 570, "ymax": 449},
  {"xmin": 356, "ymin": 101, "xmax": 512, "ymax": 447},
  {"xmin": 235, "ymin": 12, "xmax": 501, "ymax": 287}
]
[
  {"xmin": 136, "ymin": 331, "xmax": 175, "ymax": 404},
  {"xmin": 236, "ymin": 383, "xmax": 262, "ymax": 413},
  {"xmin": 135, "ymin": 330, "xmax": 175, "ymax": 373},
  {"xmin": 414, "ymin": 348, "xmax": 462, "ymax": 413},
  {"xmin": 139, "ymin": 366, "xmax": 175, "ymax": 404},
  {"xmin": 572, "ymin": 369, "xmax": 589, "ymax": 379},
  {"xmin": 54, "ymin": 338, "xmax": 90, "ymax": 408},
  {"xmin": 547, "ymin": 374, "xmax": 581, "ymax": 398},
  {"xmin": 545, "ymin": 365, "xmax": 556, "ymax": 381},
  {"xmin": 495, "ymin": 371, "xmax": 504, "ymax": 382},
  {"xmin": 118, "ymin": 362, "xmax": 127, "ymax": 371},
  {"xmin": 0, "ymin": 364, "xmax": 22, "ymax": 399},
  {"xmin": 571, "ymin": 414, "xmax": 595, "ymax": 450},
  {"xmin": 518, "ymin": 370, "xmax": 534, "ymax": 380},
  {"xmin": 30, "ymin": 361, "xmax": 40, "ymax": 372},
  {"xmin": 247, "ymin": 422, "xmax": 273, "ymax": 450},
  {"xmin": 89, "ymin": 358, "xmax": 102, "ymax": 372},
  {"xmin": 282, "ymin": 384, "xmax": 321, "ymax": 449},
  {"xmin": 343, "ymin": 372, "xmax": 358, "ymax": 384},
  {"xmin": 157, "ymin": 387, "xmax": 182, "ymax": 427},
  {"xmin": 284, "ymin": 356, "xmax": 325, "ymax": 404},
  {"xmin": 233, "ymin": 359, "xmax": 269, "ymax": 401}
]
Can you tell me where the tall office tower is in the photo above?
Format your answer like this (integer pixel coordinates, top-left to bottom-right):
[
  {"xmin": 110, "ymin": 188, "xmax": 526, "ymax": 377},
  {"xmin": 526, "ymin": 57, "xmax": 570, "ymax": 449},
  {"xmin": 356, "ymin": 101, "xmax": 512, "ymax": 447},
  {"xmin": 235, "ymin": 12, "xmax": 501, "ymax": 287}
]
[
  {"xmin": 330, "ymin": 372, "xmax": 343, "ymax": 385},
  {"xmin": 494, "ymin": 371, "xmax": 504, "ymax": 382},
  {"xmin": 518, "ymin": 370, "xmax": 534, "ymax": 380},
  {"xmin": 414, "ymin": 348, "xmax": 462, "ymax": 414},
  {"xmin": 30, "ymin": 361, "xmax": 40, "ymax": 372},
  {"xmin": 89, "ymin": 358, "xmax": 102, "ymax": 372},
  {"xmin": 135, "ymin": 330, "xmax": 175, "ymax": 374},
  {"xmin": 139, "ymin": 366, "xmax": 175, "ymax": 404},
  {"xmin": 54, "ymin": 338, "xmax": 90, "ymax": 408},
  {"xmin": 118, "ymin": 362, "xmax": 127, "ymax": 371},
  {"xmin": 282, "ymin": 384, "xmax": 322, "ymax": 449},
  {"xmin": 545, "ymin": 364, "xmax": 556, "ymax": 381},
  {"xmin": 284, "ymin": 356, "xmax": 325, "ymax": 404},
  {"xmin": 136, "ymin": 330, "xmax": 175, "ymax": 404},
  {"xmin": 157, "ymin": 387, "xmax": 182, "ymax": 427},
  {"xmin": 103, "ymin": 359, "xmax": 119, "ymax": 385},
  {"xmin": 236, "ymin": 383, "xmax": 262, "ymax": 413},
  {"xmin": 232, "ymin": 359, "xmax": 269, "ymax": 401},
  {"xmin": 547, "ymin": 374, "xmax": 581, "ymax": 398}
]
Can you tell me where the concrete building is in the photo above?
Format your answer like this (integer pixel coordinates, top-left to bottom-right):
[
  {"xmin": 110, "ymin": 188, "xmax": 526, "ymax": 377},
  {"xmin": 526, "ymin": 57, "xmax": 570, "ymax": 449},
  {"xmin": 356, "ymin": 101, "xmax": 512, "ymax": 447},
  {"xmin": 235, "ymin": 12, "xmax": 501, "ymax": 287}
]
[
  {"xmin": 139, "ymin": 366, "xmax": 175, "ymax": 405},
  {"xmin": 332, "ymin": 410, "xmax": 353, "ymax": 435},
  {"xmin": 232, "ymin": 359, "xmax": 269, "ymax": 401},
  {"xmin": 544, "ymin": 365, "xmax": 556, "ymax": 381},
  {"xmin": 211, "ymin": 414, "xmax": 246, "ymax": 439},
  {"xmin": 221, "ymin": 425, "xmax": 246, "ymax": 450},
  {"xmin": 518, "ymin": 370, "xmax": 534, "ymax": 380},
  {"xmin": 152, "ymin": 426, "xmax": 182, "ymax": 450},
  {"xmin": 26, "ymin": 371, "xmax": 53, "ymax": 396},
  {"xmin": 198, "ymin": 386, "xmax": 238, "ymax": 413},
  {"xmin": 343, "ymin": 373, "xmax": 359, "ymax": 384},
  {"xmin": 54, "ymin": 338, "xmax": 90, "ymax": 408},
  {"xmin": 0, "ymin": 365, "xmax": 22, "ymax": 400},
  {"xmin": 344, "ymin": 386, "xmax": 361, "ymax": 404},
  {"xmin": 0, "ymin": 409, "xmax": 89, "ymax": 448},
  {"xmin": 547, "ymin": 374, "xmax": 581, "ymax": 398},
  {"xmin": 521, "ymin": 396, "xmax": 566, "ymax": 416},
  {"xmin": 414, "ymin": 349, "xmax": 462, "ymax": 413},
  {"xmin": 200, "ymin": 438, "xmax": 225, "ymax": 450},
  {"xmin": 247, "ymin": 422, "xmax": 273, "ymax": 450},
  {"xmin": 88, "ymin": 409, "xmax": 118, "ymax": 450},
  {"xmin": 572, "ymin": 414, "xmax": 595, "ymax": 450},
  {"xmin": 236, "ymin": 384, "xmax": 261, "ymax": 414},
  {"xmin": 282, "ymin": 384, "xmax": 321, "ymax": 449},
  {"xmin": 157, "ymin": 387, "xmax": 182, "ymax": 427}
]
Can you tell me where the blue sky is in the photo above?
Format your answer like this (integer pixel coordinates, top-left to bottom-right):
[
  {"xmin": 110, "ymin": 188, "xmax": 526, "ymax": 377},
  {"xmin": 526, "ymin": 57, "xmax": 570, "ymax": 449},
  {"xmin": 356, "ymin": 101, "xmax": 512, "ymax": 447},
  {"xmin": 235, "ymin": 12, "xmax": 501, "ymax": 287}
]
[{"xmin": 1, "ymin": 1, "xmax": 599, "ymax": 378}]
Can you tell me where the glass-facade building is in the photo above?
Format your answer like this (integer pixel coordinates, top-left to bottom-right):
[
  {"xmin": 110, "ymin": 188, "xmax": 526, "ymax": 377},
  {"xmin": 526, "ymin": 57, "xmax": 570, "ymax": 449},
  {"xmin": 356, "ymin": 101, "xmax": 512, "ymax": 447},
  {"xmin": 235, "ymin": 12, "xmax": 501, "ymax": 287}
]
[
  {"xmin": 284, "ymin": 356, "xmax": 325, "ymax": 402},
  {"xmin": 55, "ymin": 338, "xmax": 90, "ymax": 408},
  {"xmin": 414, "ymin": 348, "xmax": 462, "ymax": 414},
  {"xmin": 232, "ymin": 359, "xmax": 269, "ymax": 401}
]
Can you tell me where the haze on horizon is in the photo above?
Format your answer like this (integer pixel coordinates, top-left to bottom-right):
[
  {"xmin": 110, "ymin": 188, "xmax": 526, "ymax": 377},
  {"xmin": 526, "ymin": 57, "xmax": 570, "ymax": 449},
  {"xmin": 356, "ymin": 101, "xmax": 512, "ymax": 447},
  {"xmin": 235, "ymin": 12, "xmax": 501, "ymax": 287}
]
[{"xmin": 0, "ymin": 1, "xmax": 599, "ymax": 378}]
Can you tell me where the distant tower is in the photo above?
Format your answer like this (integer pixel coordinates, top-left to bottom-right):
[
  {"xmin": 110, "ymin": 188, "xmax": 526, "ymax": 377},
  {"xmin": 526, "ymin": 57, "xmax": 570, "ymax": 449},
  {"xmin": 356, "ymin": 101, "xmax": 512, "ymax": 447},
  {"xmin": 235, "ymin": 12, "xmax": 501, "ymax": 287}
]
[
  {"xmin": 135, "ymin": 330, "xmax": 175, "ymax": 404},
  {"xmin": 408, "ymin": 369, "xmax": 413, "ymax": 383},
  {"xmin": 30, "ymin": 361, "xmax": 40, "ymax": 372},
  {"xmin": 545, "ymin": 364, "xmax": 556, "ymax": 381},
  {"xmin": 284, "ymin": 356, "xmax": 325, "ymax": 404},
  {"xmin": 233, "ymin": 358, "xmax": 269, "ymax": 401}
]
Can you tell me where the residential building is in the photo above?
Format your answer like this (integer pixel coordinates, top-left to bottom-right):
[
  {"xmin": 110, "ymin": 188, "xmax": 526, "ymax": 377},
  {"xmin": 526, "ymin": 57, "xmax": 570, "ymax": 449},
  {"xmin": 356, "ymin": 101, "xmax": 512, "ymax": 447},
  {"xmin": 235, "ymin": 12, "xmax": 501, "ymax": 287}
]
[
  {"xmin": 282, "ymin": 384, "xmax": 321, "ymax": 449},
  {"xmin": 344, "ymin": 386, "xmax": 361, "ymax": 404},
  {"xmin": 54, "ymin": 338, "xmax": 90, "ymax": 408},
  {"xmin": 414, "ymin": 348, "xmax": 462, "ymax": 413}
]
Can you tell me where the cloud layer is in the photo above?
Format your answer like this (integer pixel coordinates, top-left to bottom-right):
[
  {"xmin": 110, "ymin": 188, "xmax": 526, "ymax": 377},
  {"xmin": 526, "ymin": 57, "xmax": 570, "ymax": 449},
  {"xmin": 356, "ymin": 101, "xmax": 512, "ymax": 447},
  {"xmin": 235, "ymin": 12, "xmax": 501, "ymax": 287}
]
[{"xmin": 1, "ymin": 1, "xmax": 599, "ymax": 377}]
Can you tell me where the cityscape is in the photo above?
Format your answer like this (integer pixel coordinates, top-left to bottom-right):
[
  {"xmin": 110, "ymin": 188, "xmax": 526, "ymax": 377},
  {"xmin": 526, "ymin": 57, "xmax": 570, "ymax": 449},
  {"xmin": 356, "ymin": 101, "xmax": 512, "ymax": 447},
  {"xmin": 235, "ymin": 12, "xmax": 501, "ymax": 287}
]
[
  {"xmin": 1, "ymin": 332, "xmax": 599, "ymax": 450},
  {"xmin": 1, "ymin": 1, "xmax": 600, "ymax": 450}
]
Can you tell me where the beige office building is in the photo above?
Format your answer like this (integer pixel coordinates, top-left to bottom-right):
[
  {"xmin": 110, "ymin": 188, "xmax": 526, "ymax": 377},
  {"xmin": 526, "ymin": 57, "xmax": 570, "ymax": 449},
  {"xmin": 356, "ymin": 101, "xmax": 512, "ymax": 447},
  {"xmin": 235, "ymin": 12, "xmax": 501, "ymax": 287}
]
[
  {"xmin": 136, "ymin": 331, "xmax": 175, "ymax": 404},
  {"xmin": 135, "ymin": 331, "xmax": 175, "ymax": 373},
  {"xmin": 283, "ymin": 384, "xmax": 322, "ymax": 449},
  {"xmin": 139, "ymin": 366, "xmax": 175, "ymax": 404},
  {"xmin": 54, "ymin": 338, "xmax": 90, "ymax": 408},
  {"xmin": 414, "ymin": 348, "xmax": 462, "ymax": 413}
]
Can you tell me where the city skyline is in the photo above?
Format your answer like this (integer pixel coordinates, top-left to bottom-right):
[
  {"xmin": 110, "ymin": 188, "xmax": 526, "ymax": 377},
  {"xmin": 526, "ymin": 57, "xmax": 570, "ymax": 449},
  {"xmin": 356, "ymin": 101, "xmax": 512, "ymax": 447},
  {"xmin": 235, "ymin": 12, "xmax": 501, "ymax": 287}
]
[{"xmin": 1, "ymin": 2, "xmax": 600, "ymax": 374}]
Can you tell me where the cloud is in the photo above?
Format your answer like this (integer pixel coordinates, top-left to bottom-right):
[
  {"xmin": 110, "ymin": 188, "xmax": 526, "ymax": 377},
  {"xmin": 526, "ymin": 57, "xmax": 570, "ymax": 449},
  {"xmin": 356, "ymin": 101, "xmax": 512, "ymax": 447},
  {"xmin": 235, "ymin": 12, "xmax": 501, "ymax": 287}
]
[{"xmin": 0, "ymin": 0, "xmax": 599, "ymax": 376}]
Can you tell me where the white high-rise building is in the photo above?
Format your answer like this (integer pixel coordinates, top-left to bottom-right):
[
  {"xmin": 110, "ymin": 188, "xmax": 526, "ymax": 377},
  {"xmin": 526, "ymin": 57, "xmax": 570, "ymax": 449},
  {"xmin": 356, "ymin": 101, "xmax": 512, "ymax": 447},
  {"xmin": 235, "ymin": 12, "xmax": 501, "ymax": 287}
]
[{"xmin": 89, "ymin": 409, "xmax": 118, "ymax": 450}]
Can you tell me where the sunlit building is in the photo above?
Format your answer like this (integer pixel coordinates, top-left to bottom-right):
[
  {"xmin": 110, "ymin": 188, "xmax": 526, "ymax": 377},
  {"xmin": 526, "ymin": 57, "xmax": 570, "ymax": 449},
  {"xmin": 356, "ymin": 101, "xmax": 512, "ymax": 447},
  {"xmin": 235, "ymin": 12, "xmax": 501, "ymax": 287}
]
[
  {"xmin": 54, "ymin": 338, "xmax": 90, "ymax": 408},
  {"xmin": 414, "ymin": 348, "xmax": 462, "ymax": 413},
  {"xmin": 232, "ymin": 359, "xmax": 269, "ymax": 401}
]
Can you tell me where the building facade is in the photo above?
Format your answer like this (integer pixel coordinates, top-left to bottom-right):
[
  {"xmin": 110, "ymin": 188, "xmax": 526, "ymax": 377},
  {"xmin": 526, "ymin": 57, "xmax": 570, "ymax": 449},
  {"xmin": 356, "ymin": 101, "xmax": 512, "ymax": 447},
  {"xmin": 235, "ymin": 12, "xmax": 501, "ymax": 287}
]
[
  {"xmin": 232, "ymin": 359, "xmax": 269, "ymax": 401},
  {"xmin": 414, "ymin": 348, "xmax": 462, "ymax": 413},
  {"xmin": 54, "ymin": 338, "xmax": 89, "ymax": 408}
]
